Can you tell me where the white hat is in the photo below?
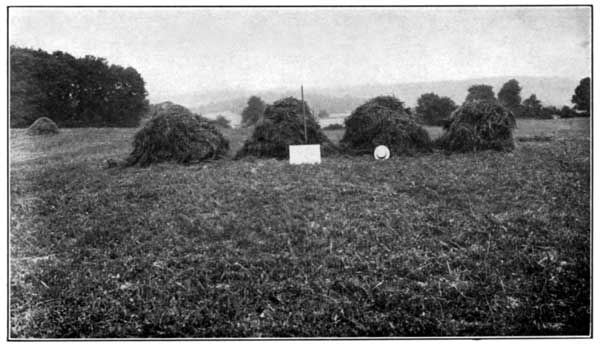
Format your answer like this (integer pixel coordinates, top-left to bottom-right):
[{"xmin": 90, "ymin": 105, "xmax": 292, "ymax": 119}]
[{"xmin": 374, "ymin": 145, "xmax": 390, "ymax": 160}]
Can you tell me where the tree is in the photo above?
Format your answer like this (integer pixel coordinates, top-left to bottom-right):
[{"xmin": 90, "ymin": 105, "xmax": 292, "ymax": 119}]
[
  {"xmin": 318, "ymin": 109, "xmax": 330, "ymax": 118},
  {"xmin": 571, "ymin": 77, "xmax": 590, "ymax": 116},
  {"xmin": 521, "ymin": 94, "xmax": 544, "ymax": 118},
  {"xmin": 10, "ymin": 47, "xmax": 51, "ymax": 127},
  {"xmin": 10, "ymin": 46, "xmax": 148, "ymax": 127},
  {"xmin": 415, "ymin": 92, "xmax": 458, "ymax": 126},
  {"xmin": 210, "ymin": 115, "xmax": 231, "ymax": 128},
  {"xmin": 498, "ymin": 79, "xmax": 522, "ymax": 111},
  {"xmin": 465, "ymin": 84, "xmax": 496, "ymax": 102},
  {"xmin": 240, "ymin": 96, "xmax": 266, "ymax": 127},
  {"xmin": 559, "ymin": 105, "xmax": 577, "ymax": 118},
  {"xmin": 540, "ymin": 105, "xmax": 559, "ymax": 119}
]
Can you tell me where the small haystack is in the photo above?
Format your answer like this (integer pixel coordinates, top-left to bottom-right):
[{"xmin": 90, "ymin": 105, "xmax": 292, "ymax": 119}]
[
  {"xmin": 235, "ymin": 97, "xmax": 337, "ymax": 159},
  {"xmin": 126, "ymin": 104, "xmax": 229, "ymax": 167},
  {"xmin": 437, "ymin": 100, "xmax": 516, "ymax": 152},
  {"xmin": 27, "ymin": 117, "xmax": 59, "ymax": 135},
  {"xmin": 340, "ymin": 96, "xmax": 432, "ymax": 155}
]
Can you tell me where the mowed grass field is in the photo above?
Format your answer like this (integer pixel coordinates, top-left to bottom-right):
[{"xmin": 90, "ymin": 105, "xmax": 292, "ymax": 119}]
[{"xmin": 10, "ymin": 118, "xmax": 590, "ymax": 337}]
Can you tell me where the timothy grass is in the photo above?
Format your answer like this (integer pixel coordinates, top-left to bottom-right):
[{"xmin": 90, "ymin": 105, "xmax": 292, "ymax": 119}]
[{"xmin": 10, "ymin": 118, "xmax": 590, "ymax": 337}]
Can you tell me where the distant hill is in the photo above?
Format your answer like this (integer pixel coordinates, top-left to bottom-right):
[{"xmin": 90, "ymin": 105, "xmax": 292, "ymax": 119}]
[
  {"xmin": 156, "ymin": 76, "xmax": 580, "ymax": 121},
  {"xmin": 329, "ymin": 76, "xmax": 578, "ymax": 108},
  {"xmin": 191, "ymin": 92, "xmax": 366, "ymax": 117}
]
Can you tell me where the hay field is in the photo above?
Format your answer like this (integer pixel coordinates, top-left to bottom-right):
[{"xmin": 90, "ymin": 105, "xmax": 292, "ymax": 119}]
[{"xmin": 10, "ymin": 118, "xmax": 590, "ymax": 337}]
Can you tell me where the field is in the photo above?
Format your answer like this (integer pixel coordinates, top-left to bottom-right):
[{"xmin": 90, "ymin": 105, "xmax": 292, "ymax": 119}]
[{"xmin": 10, "ymin": 118, "xmax": 590, "ymax": 337}]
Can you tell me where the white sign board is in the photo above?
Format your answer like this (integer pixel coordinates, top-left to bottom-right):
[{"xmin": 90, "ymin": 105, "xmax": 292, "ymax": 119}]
[{"xmin": 289, "ymin": 144, "xmax": 321, "ymax": 165}]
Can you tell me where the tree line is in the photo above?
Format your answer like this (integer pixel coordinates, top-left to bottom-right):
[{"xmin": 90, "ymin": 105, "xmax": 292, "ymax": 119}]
[
  {"xmin": 238, "ymin": 77, "xmax": 590, "ymax": 128},
  {"xmin": 10, "ymin": 46, "xmax": 149, "ymax": 128},
  {"xmin": 416, "ymin": 78, "xmax": 590, "ymax": 126},
  {"xmin": 416, "ymin": 77, "xmax": 590, "ymax": 126}
]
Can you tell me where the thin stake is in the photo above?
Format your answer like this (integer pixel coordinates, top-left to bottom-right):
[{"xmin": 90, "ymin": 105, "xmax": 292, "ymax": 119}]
[{"xmin": 301, "ymin": 85, "xmax": 307, "ymax": 144}]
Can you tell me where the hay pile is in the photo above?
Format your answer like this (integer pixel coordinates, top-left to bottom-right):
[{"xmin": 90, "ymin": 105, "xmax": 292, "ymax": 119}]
[
  {"xmin": 235, "ymin": 97, "xmax": 337, "ymax": 159},
  {"xmin": 437, "ymin": 100, "xmax": 516, "ymax": 152},
  {"xmin": 27, "ymin": 117, "xmax": 59, "ymax": 135},
  {"xmin": 340, "ymin": 96, "xmax": 432, "ymax": 155},
  {"xmin": 126, "ymin": 104, "xmax": 229, "ymax": 167}
]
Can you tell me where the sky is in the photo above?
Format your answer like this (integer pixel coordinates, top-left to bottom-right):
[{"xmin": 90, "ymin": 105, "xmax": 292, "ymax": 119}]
[{"xmin": 9, "ymin": 7, "xmax": 591, "ymax": 103}]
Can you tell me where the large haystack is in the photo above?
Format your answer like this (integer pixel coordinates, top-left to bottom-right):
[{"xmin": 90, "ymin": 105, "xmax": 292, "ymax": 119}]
[
  {"xmin": 26, "ymin": 117, "xmax": 59, "ymax": 135},
  {"xmin": 437, "ymin": 100, "xmax": 516, "ymax": 152},
  {"xmin": 126, "ymin": 104, "xmax": 229, "ymax": 167},
  {"xmin": 340, "ymin": 96, "xmax": 432, "ymax": 155},
  {"xmin": 235, "ymin": 97, "xmax": 337, "ymax": 159}
]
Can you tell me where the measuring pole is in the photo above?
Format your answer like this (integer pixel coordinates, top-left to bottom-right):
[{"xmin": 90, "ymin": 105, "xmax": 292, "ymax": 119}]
[{"xmin": 301, "ymin": 85, "xmax": 307, "ymax": 143}]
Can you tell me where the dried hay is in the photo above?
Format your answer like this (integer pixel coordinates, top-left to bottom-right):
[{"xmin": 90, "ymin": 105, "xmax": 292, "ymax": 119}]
[
  {"xmin": 437, "ymin": 100, "xmax": 516, "ymax": 152},
  {"xmin": 126, "ymin": 104, "xmax": 229, "ymax": 167},
  {"xmin": 340, "ymin": 96, "xmax": 432, "ymax": 155},
  {"xmin": 235, "ymin": 97, "xmax": 338, "ymax": 159},
  {"xmin": 26, "ymin": 117, "xmax": 59, "ymax": 136}
]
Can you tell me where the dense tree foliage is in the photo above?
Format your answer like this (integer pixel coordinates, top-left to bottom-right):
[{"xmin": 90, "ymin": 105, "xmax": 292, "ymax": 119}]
[
  {"xmin": 498, "ymin": 79, "xmax": 522, "ymax": 111},
  {"xmin": 240, "ymin": 96, "xmax": 266, "ymax": 127},
  {"xmin": 571, "ymin": 77, "xmax": 590, "ymax": 116},
  {"xmin": 10, "ymin": 46, "xmax": 148, "ymax": 128},
  {"xmin": 465, "ymin": 84, "xmax": 496, "ymax": 103},
  {"xmin": 559, "ymin": 106, "xmax": 578, "ymax": 118},
  {"xmin": 540, "ymin": 105, "xmax": 560, "ymax": 119},
  {"xmin": 520, "ymin": 94, "xmax": 544, "ymax": 118},
  {"xmin": 415, "ymin": 92, "xmax": 458, "ymax": 126}
]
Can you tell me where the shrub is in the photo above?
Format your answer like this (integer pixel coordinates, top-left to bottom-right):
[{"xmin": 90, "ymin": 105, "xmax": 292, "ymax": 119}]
[
  {"xmin": 26, "ymin": 117, "xmax": 59, "ymax": 135},
  {"xmin": 437, "ymin": 100, "xmax": 516, "ymax": 152},
  {"xmin": 126, "ymin": 104, "xmax": 229, "ymax": 167},
  {"xmin": 323, "ymin": 123, "xmax": 344, "ymax": 130},
  {"xmin": 235, "ymin": 97, "xmax": 337, "ymax": 159},
  {"xmin": 340, "ymin": 96, "xmax": 432, "ymax": 155}
]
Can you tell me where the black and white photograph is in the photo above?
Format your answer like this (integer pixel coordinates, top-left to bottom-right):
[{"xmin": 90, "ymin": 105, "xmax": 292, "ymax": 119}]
[{"xmin": 7, "ymin": 4, "xmax": 592, "ymax": 339}]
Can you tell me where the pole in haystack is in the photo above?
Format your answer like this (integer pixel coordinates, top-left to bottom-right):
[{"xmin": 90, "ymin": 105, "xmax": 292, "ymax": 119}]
[{"xmin": 301, "ymin": 85, "xmax": 307, "ymax": 144}]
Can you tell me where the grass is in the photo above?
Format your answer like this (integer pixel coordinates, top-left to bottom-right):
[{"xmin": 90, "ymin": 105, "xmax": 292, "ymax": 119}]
[{"xmin": 10, "ymin": 118, "xmax": 590, "ymax": 337}]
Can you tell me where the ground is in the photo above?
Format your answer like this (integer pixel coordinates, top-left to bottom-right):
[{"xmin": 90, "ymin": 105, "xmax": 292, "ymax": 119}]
[{"xmin": 9, "ymin": 118, "xmax": 590, "ymax": 337}]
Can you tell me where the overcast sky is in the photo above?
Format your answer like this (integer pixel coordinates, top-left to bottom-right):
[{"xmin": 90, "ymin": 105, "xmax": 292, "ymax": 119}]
[{"xmin": 9, "ymin": 7, "xmax": 591, "ymax": 102}]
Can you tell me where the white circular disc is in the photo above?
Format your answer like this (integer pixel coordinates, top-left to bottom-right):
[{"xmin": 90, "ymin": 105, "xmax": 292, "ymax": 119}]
[{"xmin": 374, "ymin": 145, "xmax": 390, "ymax": 160}]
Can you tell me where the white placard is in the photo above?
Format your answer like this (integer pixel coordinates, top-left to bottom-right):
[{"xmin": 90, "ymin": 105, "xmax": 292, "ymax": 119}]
[{"xmin": 289, "ymin": 144, "xmax": 321, "ymax": 165}]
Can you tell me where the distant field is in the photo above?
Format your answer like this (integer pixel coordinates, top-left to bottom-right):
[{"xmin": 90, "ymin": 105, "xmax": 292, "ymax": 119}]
[{"xmin": 10, "ymin": 118, "xmax": 590, "ymax": 337}]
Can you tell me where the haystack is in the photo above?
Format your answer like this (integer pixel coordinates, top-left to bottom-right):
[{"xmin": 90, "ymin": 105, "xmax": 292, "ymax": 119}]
[
  {"xmin": 340, "ymin": 96, "xmax": 432, "ymax": 155},
  {"xmin": 27, "ymin": 117, "xmax": 59, "ymax": 135},
  {"xmin": 437, "ymin": 100, "xmax": 516, "ymax": 152},
  {"xmin": 126, "ymin": 104, "xmax": 229, "ymax": 167},
  {"xmin": 235, "ymin": 97, "xmax": 337, "ymax": 159}
]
